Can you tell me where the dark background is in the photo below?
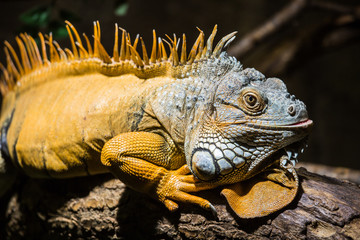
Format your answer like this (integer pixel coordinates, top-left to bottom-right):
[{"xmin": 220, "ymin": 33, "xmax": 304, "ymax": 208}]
[{"xmin": 0, "ymin": 0, "xmax": 359, "ymax": 170}]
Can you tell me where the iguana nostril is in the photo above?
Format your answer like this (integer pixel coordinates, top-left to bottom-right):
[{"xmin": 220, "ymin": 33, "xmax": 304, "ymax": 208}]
[
  {"xmin": 288, "ymin": 105, "xmax": 296, "ymax": 116},
  {"xmin": 191, "ymin": 150, "xmax": 216, "ymax": 181}
]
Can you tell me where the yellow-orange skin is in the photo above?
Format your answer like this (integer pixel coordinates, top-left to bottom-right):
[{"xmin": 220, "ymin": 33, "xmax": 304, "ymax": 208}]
[
  {"xmin": 2, "ymin": 72, "xmax": 168, "ymax": 177},
  {"xmin": 0, "ymin": 62, "xmax": 219, "ymax": 212}
]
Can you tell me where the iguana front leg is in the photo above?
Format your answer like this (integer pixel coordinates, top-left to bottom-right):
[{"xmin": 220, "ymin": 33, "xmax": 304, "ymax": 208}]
[{"xmin": 101, "ymin": 132, "xmax": 217, "ymax": 214}]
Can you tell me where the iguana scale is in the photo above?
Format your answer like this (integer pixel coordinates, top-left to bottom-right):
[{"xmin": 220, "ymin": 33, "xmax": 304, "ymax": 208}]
[{"xmin": 0, "ymin": 21, "xmax": 312, "ymax": 218}]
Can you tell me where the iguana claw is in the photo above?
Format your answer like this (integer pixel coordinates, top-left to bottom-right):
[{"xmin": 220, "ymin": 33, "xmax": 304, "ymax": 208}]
[
  {"xmin": 209, "ymin": 203, "xmax": 218, "ymax": 218},
  {"xmin": 157, "ymin": 164, "xmax": 218, "ymax": 214}
]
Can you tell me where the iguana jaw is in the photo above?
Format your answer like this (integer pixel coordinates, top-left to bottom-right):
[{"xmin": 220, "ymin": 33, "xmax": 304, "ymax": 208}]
[
  {"xmin": 245, "ymin": 119, "xmax": 313, "ymax": 170},
  {"xmin": 250, "ymin": 137, "xmax": 309, "ymax": 171},
  {"xmin": 236, "ymin": 135, "xmax": 309, "ymax": 181},
  {"xmin": 189, "ymin": 118, "xmax": 312, "ymax": 183}
]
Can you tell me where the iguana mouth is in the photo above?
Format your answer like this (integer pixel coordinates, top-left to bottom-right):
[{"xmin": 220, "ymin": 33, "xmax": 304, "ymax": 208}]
[
  {"xmin": 245, "ymin": 119, "xmax": 313, "ymax": 130},
  {"xmin": 284, "ymin": 119, "xmax": 313, "ymax": 128}
]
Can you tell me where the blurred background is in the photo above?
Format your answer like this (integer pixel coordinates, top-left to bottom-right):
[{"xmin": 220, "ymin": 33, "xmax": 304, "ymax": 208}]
[{"xmin": 0, "ymin": 0, "xmax": 359, "ymax": 170}]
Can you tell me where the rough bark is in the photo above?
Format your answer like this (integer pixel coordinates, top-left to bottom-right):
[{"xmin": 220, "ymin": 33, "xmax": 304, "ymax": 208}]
[
  {"xmin": 297, "ymin": 162, "xmax": 360, "ymax": 185},
  {"xmin": 227, "ymin": 0, "xmax": 360, "ymax": 77},
  {"xmin": 1, "ymin": 167, "xmax": 360, "ymax": 240}
]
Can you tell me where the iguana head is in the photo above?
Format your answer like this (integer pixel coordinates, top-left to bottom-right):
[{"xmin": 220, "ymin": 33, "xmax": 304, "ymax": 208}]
[
  {"xmin": 188, "ymin": 65, "xmax": 312, "ymax": 183},
  {"xmin": 184, "ymin": 53, "xmax": 313, "ymax": 218}
]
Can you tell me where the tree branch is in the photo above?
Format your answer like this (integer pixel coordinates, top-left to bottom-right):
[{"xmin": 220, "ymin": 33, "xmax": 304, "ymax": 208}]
[
  {"xmin": 2, "ymin": 168, "xmax": 360, "ymax": 239},
  {"xmin": 253, "ymin": 6, "xmax": 360, "ymax": 76},
  {"xmin": 228, "ymin": 0, "xmax": 308, "ymax": 58}
]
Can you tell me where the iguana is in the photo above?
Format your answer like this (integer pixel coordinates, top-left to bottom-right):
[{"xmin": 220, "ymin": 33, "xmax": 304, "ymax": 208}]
[{"xmin": 0, "ymin": 21, "xmax": 312, "ymax": 218}]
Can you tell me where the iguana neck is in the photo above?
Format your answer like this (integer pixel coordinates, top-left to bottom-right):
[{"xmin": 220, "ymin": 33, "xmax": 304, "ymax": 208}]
[{"xmin": 149, "ymin": 53, "xmax": 243, "ymax": 147}]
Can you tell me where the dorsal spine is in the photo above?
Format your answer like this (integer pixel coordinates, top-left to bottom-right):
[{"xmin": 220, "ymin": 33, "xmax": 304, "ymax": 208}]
[{"xmin": 0, "ymin": 21, "xmax": 237, "ymax": 96}]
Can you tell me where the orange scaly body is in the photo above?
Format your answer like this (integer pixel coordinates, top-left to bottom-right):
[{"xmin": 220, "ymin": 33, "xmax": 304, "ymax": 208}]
[{"xmin": 0, "ymin": 22, "xmax": 312, "ymax": 218}]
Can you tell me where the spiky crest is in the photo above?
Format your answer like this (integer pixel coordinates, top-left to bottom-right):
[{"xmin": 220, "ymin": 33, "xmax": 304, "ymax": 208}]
[{"xmin": 0, "ymin": 21, "xmax": 237, "ymax": 96}]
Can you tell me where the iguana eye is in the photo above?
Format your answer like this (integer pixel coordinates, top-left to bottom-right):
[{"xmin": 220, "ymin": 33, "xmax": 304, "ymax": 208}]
[
  {"xmin": 239, "ymin": 89, "xmax": 266, "ymax": 115},
  {"xmin": 245, "ymin": 94, "xmax": 257, "ymax": 107}
]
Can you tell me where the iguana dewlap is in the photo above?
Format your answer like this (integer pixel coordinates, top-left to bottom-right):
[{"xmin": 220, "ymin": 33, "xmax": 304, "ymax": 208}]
[{"xmin": 0, "ymin": 21, "xmax": 312, "ymax": 218}]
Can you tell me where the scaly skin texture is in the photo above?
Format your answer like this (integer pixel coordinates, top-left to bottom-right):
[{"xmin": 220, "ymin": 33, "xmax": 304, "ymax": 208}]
[{"xmin": 0, "ymin": 22, "xmax": 312, "ymax": 218}]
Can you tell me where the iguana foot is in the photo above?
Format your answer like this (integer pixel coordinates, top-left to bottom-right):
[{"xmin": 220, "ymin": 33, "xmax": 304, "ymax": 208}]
[
  {"xmin": 157, "ymin": 165, "xmax": 217, "ymax": 216},
  {"xmin": 101, "ymin": 132, "xmax": 218, "ymax": 216}
]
